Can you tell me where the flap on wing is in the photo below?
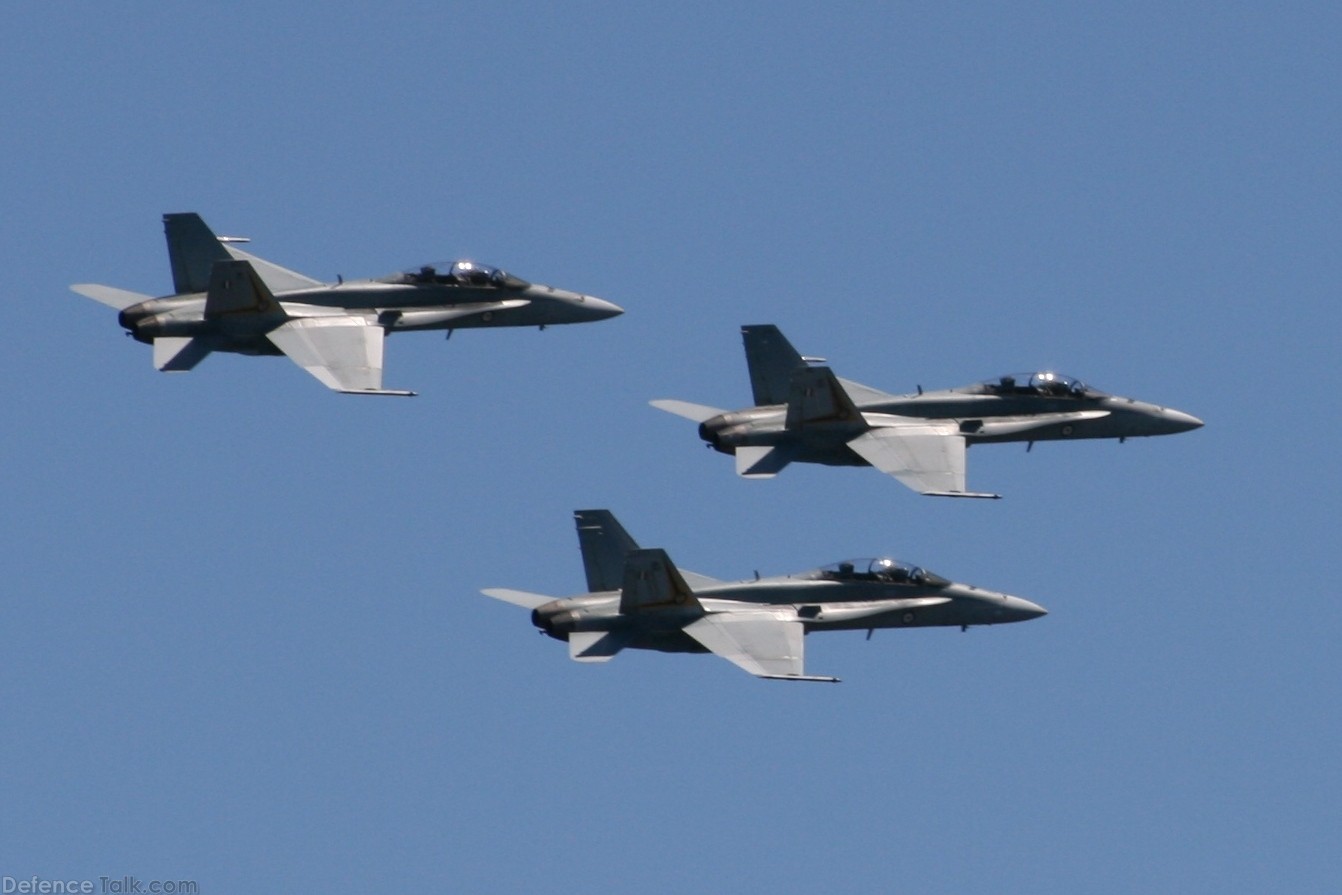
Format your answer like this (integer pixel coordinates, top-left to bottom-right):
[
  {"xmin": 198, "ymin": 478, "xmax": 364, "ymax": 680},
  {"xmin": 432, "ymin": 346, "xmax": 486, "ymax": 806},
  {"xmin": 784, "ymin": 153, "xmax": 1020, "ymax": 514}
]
[
  {"xmin": 785, "ymin": 366, "xmax": 861, "ymax": 429},
  {"xmin": 205, "ymin": 259, "xmax": 284, "ymax": 320},
  {"xmin": 153, "ymin": 337, "xmax": 213, "ymax": 372},
  {"xmin": 619, "ymin": 548, "xmax": 701, "ymax": 615},
  {"xmin": 848, "ymin": 426, "xmax": 980, "ymax": 496},
  {"xmin": 735, "ymin": 445, "xmax": 793, "ymax": 478},
  {"xmin": 683, "ymin": 615, "xmax": 831, "ymax": 680},
  {"xmin": 568, "ymin": 630, "xmax": 631, "ymax": 663},
  {"xmin": 266, "ymin": 317, "xmax": 399, "ymax": 394}
]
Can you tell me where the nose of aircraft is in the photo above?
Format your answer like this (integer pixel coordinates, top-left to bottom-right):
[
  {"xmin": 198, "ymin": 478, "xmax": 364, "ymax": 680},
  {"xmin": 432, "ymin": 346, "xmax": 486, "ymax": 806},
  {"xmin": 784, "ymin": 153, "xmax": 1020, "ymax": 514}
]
[
  {"xmin": 1001, "ymin": 595, "xmax": 1049, "ymax": 622},
  {"xmin": 576, "ymin": 294, "xmax": 624, "ymax": 321},
  {"xmin": 1159, "ymin": 407, "xmax": 1204, "ymax": 433}
]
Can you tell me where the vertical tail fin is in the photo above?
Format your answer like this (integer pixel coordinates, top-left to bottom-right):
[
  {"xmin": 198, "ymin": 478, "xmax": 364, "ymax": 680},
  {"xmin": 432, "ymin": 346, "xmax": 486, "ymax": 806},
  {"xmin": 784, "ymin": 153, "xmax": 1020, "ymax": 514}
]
[
  {"xmin": 784, "ymin": 365, "xmax": 862, "ymax": 429},
  {"xmin": 618, "ymin": 548, "xmax": 701, "ymax": 615},
  {"xmin": 742, "ymin": 324, "xmax": 807, "ymax": 406},
  {"xmin": 574, "ymin": 510, "xmax": 640, "ymax": 593},
  {"xmin": 164, "ymin": 213, "xmax": 232, "ymax": 295},
  {"xmin": 205, "ymin": 259, "xmax": 283, "ymax": 319}
]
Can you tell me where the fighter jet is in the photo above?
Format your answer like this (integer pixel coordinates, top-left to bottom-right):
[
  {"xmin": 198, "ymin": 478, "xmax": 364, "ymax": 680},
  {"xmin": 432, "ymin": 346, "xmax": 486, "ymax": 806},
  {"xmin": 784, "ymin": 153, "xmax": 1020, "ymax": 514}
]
[
  {"xmin": 483, "ymin": 510, "xmax": 1046, "ymax": 682},
  {"xmin": 652, "ymin": 325, "xmax": 1202, "ymax": 498},
  {"xmin": 71, "ymin": 213, "xmax": 622, "ymax": 395}
]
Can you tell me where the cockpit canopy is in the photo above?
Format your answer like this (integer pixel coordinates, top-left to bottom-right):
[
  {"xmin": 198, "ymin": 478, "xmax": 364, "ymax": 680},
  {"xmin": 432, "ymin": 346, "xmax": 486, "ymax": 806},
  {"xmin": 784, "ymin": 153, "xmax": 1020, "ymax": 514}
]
[
  {"xmin": 392, "ymin": 260, "xmax": 529, "ymax": 289},
  {"xmin": 981, "ymin": 371, "xmax": 1100, "ymax": 398},
  {"xmin": 810, "ymin": 557, "xmax": 947, "ymax": 587}
]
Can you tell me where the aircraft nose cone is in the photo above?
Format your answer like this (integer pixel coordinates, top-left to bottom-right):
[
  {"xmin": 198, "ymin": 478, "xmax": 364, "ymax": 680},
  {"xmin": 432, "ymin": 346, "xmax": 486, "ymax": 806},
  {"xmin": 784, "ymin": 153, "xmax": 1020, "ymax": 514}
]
[
  {"xmin": 999, "ymin": 595, "xmax": 1048, "ymax": 622},
  {"xmin": 578, "ymin": 295, "xmax": 623, "ymax": 320},
  {"xmin": 1163, "ymin": 408, "xmax": 1204, "ymax": 433},
  {"xmin": 1013, "ymin": 597, "xmax": 1048, "ymax": 620}
]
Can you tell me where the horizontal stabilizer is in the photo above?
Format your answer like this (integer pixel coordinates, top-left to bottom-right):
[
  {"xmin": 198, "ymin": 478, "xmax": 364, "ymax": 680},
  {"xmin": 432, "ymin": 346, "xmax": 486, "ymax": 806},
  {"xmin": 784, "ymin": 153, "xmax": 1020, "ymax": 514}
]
[
  {"xmin": 569, "ymin": 630, "xmax": 632, "ymax": 663},
  {"xmin": 70, "ymin": 283, "xmax": 151, "ymax": 310},
  {"xmin": 481, "ymin": 588, "xmax": 554, "ymax": 609},
  {"xmin": 649, "ymin": 399, "xmax": 725, "ymax": 423},
  {"xmin": 684, "ymin": 614, "xmax": 832, "ymax": 680},
  {"xmin": 785, "ymin": 366, "xmax": 861, "ymax": 429},
  {"xmin": 619, "ymin": 548, "xmax": 701, "ymax": 615},
  {"xmin": 848, "ymin": 426, "xmax": 988, "ymax": 497},
  {"xmin": 153, "ymin": 337, "xmax": 213, "ymax": 372},
  {"xmin": 735, "ymin": 445, "xmax": 793, "ymax": 478},
  {"xmin": 267, "ymin": 316, "xmax": 394, "ymax": 394}
]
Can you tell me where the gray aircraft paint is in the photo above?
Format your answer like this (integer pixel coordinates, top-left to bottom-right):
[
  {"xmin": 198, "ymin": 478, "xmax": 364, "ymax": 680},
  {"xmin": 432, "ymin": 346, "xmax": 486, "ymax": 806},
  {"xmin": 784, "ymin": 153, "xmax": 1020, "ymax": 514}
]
[
  {"xmin": 652, "ymin": 324, "xmax": 1202, "ymax": 497},
  {"xmin": 483, "ymin": 510, "xmax": 1046, "ymax": 682},
  {"xmin": 73, "ymin": 213, "xmax": 622, "ymax": 395}
]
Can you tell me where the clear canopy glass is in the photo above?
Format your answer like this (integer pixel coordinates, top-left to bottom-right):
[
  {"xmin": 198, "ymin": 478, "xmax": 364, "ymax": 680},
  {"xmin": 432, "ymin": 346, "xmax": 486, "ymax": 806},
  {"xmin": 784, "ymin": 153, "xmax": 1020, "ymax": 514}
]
[
  {"xmin": 809, "ymin": 557, "xmax": 942, "ymax": 585},
  {"xmin": 395, "ymin": 261, "xmax": 528, "ymax": 288},
  {"xmin": 982, "ymin": 371, "xmax": 1098, "ymax": 397}
]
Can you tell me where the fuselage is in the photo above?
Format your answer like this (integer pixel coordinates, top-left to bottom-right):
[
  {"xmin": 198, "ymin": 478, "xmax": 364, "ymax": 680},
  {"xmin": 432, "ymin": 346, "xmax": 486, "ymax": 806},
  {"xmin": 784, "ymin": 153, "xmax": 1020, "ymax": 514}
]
[
  {"xmin": 700, "ymin": 373, "xmax": 1202, "ymax": 462},
  {"xmin": 530, "ymin": 560, "xmax": 1046, "ymax": 654},
  {"xmin": 117, "ymin": 276, "xmax": 622, "ymax": 350}
]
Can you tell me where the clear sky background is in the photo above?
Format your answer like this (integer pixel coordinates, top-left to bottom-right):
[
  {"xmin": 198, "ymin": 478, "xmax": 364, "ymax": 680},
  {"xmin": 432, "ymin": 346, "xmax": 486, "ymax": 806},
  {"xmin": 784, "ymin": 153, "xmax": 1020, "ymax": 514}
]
[{"xmin": 4, "ymin": 3, "xmax": 1339, "ymax": 893}]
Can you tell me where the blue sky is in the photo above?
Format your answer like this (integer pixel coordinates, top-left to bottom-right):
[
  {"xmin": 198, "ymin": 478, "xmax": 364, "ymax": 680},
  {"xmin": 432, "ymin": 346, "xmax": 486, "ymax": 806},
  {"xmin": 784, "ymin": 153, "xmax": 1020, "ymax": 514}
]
[{"xmin": 4, "ymin": 3, "xmax": 1339, "ymax": 892}]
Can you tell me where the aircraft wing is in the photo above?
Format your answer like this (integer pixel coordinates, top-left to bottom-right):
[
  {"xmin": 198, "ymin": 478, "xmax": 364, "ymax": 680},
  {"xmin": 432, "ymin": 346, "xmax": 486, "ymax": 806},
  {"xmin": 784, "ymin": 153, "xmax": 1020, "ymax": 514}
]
[
  {"xmin": 266, "ymin": 317, "xmax": 414, "ymax": 396},
  {"xmin": 225, "ymin": 245, "xmax": 324, "ymax": 292},
  {"xmin": 848, "ymin": 425, "xmax": 1000, "ymax": 499},
  {"xmin": 838, "ymin": 376, "xmax": 900, "ymax": 406},
  {"xmin": 683, "ymin": 614, "xmax": 838, "ymax": 682},
  {"xmin": 678, "ymin": 569, "xmax": 725, "ymax": 589}
]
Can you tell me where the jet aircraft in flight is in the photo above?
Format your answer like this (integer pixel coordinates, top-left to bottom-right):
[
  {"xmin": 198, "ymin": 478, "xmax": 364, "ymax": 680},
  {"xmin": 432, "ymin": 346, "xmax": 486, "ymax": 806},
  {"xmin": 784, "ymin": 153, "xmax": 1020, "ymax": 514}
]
[
  {"xmin": 72, "ymin": 213, "xmax": 622, "ymax": 395},
  {"xmin": 652, "ymin": 325, "xmax": 1202, "ymax": 498},
  {"xmin": 483, "ymin": 510, "xmax": 1046, "ymax": 682}
]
